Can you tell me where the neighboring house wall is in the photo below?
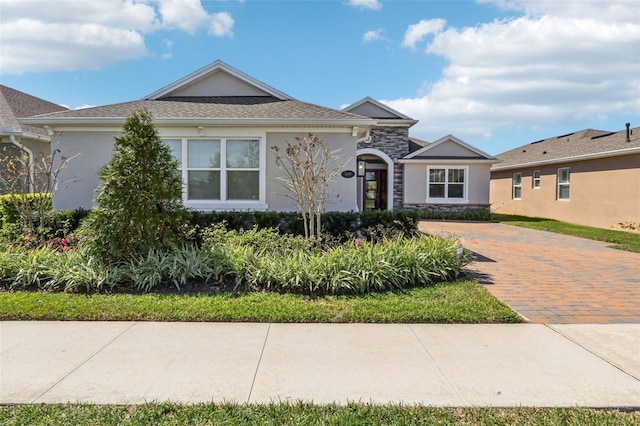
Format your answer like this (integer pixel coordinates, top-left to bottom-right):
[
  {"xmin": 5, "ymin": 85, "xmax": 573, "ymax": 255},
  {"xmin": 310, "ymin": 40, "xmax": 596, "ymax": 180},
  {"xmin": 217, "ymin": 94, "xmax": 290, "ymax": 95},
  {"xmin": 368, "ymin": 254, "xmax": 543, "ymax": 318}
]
[
  {"xmin": 490, "ymin": 154, "xmax": 640, "ymax": 228},
  {"xmin": 404, "ymin": 163, "xmax": 492, "ymax": 208},
  {"xmin": 51, "ymin": 128, "xmax": 359, "ymax": 212}
]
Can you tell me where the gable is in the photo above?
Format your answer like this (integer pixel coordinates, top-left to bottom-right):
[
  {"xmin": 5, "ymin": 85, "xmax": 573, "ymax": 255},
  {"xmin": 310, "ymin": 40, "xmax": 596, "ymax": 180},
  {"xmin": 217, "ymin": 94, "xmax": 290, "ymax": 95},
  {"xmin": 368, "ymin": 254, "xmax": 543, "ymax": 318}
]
[
  {"xmin": 167, "ymin": 69, "xmax": 273, "ymax": 97},
  {"xmin": 420, "ymin": 139, "xmax": 484, "ymax": 158},
  {"xmin": 347, "ymin": 102, "xmax": 403, "ymax": 119}
]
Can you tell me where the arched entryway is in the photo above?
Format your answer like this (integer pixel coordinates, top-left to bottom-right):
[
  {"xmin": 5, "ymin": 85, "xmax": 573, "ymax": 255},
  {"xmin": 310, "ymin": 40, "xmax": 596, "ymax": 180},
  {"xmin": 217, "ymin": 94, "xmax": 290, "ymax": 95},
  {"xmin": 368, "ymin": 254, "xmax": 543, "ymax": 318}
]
[{"xmin": 356, "ymin": 148, "xmax": 394, "ymax": 211}]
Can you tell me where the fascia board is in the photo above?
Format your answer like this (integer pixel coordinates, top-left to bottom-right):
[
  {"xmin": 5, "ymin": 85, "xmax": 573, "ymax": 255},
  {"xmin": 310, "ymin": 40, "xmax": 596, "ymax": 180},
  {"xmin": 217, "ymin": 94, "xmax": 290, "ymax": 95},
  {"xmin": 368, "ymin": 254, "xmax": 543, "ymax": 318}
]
[
  {"xmin": 20, "ymin": 117, "xmax": 378, "ymax": 127},
  {"xmin": 399, "ymin": 158, "xmax": 502, "ymax": 165}
]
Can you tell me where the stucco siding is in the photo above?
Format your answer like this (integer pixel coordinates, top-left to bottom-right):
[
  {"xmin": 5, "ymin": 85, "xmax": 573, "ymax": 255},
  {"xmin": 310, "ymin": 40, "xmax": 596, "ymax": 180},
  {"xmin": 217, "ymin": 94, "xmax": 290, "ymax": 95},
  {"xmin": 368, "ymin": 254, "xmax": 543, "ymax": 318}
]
[
  {"xmin": 266, "ymin": 132, "xmax": 358, "ymax": 212},
  {"xmin": 420, "ymin": 140, "xmax": 483, "ymax": 158},
  {"xmin": 403, "ymin": 163, "xmax": 492, "ymax": 205},
  {"xmin": 490, "ymin": 154, "xmax": 640, "ymax": 228}
]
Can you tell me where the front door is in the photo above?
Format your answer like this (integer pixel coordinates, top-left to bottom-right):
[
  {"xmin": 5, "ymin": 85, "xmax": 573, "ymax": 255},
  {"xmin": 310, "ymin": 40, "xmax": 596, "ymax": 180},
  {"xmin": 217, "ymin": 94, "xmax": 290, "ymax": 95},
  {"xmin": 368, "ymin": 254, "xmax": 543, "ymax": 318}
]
[{"xmin": 363, "ymin": 169, "xmax": 387, "ymax": 211}]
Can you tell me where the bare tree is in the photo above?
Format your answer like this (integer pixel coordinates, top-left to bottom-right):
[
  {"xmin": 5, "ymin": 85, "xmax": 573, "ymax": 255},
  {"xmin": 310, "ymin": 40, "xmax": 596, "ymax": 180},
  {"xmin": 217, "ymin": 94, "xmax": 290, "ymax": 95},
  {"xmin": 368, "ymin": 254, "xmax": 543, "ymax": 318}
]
[
  {"xmin": 271, "ymin": 134, "xmax": 348, "ymax": 239},
  {"xmin": 0, "ymin": 144, "xmax": 78, "ymax": 234}
]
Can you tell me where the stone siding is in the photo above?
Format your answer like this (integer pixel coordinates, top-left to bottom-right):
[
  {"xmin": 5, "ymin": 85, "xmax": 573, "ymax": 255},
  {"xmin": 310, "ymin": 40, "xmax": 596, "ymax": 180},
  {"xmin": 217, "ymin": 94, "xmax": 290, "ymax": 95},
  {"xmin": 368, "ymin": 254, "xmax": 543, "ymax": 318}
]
[
  {"xmin": 357, "ymin": 126, "xmax": 409, "ymax": 209},
  {"xmin": 403, "ymin": 203, "xmax": 491, "ymax": 213}
]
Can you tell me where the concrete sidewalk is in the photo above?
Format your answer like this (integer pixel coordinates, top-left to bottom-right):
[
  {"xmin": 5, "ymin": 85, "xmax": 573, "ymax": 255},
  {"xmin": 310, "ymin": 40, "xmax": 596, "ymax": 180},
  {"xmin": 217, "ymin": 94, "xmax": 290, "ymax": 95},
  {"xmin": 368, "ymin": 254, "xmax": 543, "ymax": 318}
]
[{"xmin": 1, "ymin": 321, "xmax": 639, "ymax": 407}]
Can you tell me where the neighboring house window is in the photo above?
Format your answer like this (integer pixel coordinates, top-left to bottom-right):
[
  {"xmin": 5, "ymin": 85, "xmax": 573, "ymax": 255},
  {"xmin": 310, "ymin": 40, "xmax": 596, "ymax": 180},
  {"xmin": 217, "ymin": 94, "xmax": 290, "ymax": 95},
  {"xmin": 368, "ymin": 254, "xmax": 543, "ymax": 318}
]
[
  {"xmin": 164, "ymin": 137, "xmax": 264, "ymax": 208},
  {"xmin": 512, "ymin": 173, "xmax": 522, "ymax": 200},
  {"xmin": 557, "ymin": 167, "xmax": 570, "ymax": 200},
  {"xmin": 427, "ymin": 167, "xmax": 467, "ymax": 202},
  {"xmin": 532, "ymin": 170, "xmax": 541, "ymax": 189}
]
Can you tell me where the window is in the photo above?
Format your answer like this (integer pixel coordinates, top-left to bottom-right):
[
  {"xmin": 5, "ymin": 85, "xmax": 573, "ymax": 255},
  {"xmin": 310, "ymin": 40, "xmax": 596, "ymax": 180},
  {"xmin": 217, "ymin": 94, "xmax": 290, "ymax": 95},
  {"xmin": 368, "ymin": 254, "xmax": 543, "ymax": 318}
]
[
  {"xmin": 512, "ymin": 173, "xmax": 522, "ymax": 199},
  {"xmin": 164, "ymin": 137, "xmax": 264, "ymax": 207},
  {"xmin": 532, "ymin": 170, "xmax": 541, "ymax": 189},
  {"xmin": 427, "ymin": 167, "xmax": 467, "ymax": 202},
  {"xmin": 557, "ymin": 167, "xmax": 570, "ymax": 200}
]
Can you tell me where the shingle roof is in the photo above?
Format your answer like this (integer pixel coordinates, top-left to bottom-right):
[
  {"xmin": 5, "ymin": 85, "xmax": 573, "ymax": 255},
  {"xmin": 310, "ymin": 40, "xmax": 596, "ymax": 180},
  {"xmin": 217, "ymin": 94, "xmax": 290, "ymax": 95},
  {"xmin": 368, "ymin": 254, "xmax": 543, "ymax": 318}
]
[
  {"xmin": 408, "ymin": 136, "xmax": 430, "ymax": 153},
  {"xmin": 23, "ymin": 96, "xmax": 372, "ymax": 123},
  {"xmin": 493, "ymin": 127, "xmax": 640, "ymax": 170},
  {"xmin": 0, "ymin": 85, "xmax": 67, "ymax": 137}
]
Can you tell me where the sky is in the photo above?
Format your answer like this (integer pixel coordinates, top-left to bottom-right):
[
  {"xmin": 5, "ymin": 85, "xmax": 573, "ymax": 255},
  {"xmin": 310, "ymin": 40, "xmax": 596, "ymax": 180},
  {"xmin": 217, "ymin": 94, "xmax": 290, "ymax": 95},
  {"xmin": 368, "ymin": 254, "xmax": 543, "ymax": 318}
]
[{"xmin": 1, "ymin": 0, "xmax": 639, "ymax": 155}]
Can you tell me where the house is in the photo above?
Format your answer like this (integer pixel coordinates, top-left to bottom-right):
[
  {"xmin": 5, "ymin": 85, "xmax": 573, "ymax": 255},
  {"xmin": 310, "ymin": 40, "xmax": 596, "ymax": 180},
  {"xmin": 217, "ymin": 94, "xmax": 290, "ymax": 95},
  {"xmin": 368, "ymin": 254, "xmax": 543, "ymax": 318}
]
[
  {"xmin": 20, "ymin": 60, "xmax": 497, "ymax": 213},
  {"xmin": 490, "ymin": 125, "xmax": 640, "ymax": 229},
  {"xmin": 0, "ymin": 85, "xmax": 68, "ymax": 193}
]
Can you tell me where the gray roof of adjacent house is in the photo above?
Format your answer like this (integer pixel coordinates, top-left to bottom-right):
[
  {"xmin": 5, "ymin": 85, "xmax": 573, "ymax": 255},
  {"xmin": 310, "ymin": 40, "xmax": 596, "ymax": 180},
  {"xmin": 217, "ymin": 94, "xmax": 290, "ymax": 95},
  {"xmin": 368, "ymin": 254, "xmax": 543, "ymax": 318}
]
[
  {"xmin": 22, "ymin": 96, "xmax": 371, "ymax": 124},
  {"xmin": 492, "ymin": 126, "xmax": 640, "ymax": 171},
  {"xmin": 0, "ymin": 85, "xmax": 67, "ymax": 137}
]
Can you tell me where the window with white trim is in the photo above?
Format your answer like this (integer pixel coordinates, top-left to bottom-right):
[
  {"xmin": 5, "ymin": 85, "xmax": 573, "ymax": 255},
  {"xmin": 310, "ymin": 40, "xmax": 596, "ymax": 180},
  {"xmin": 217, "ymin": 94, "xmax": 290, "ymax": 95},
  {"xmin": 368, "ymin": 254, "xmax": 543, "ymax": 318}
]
[
  {"xmin": 512, "ymin": 173, "xmax": 522, "ymax": 199},
  {"xmin": 164, "ymin": 137, "xmax": 263, "ymax": 206},
  {"xmin": 427, "ymin": 166, "xmax": 467, "ymax": 202},
  {"xmin": 532, "ymin": 170, "xmax": 541, "ymax": 189},
  {"xmin": 557, "ymin": 167, "xmax": 570, "ymax": 200}
]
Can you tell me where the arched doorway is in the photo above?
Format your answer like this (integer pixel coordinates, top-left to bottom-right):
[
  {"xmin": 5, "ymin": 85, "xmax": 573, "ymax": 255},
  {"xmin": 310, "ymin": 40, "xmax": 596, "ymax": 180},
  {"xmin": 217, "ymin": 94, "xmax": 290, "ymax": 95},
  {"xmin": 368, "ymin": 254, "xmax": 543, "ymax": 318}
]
[{"xmin": 356, "ymin": 148, "xmax": 394, "ymax": 211}]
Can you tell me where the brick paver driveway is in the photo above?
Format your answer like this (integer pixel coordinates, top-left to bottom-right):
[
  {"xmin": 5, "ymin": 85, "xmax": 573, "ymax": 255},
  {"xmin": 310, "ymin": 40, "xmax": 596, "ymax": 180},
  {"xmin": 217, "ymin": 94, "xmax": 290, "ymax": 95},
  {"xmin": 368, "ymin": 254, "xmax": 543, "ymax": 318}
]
[{"xmin": 419, "ymin": 221, "xmax": 640, "ymax": 324}]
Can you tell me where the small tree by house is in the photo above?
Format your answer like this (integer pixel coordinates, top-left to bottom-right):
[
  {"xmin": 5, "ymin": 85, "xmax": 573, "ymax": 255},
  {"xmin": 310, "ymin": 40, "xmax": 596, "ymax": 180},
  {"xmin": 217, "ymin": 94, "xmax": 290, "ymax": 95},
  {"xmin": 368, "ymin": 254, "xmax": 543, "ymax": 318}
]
[
  {"xmin": 0, "ymin": 143, "xmax": 78, "ymax": 237},
  {"xmin": 81, "ymin": 109, "xmax": 188, "ymax": 262},
  {"xmin": 271, "ymin": 134, "xmax": 347, "ymax": 240}
]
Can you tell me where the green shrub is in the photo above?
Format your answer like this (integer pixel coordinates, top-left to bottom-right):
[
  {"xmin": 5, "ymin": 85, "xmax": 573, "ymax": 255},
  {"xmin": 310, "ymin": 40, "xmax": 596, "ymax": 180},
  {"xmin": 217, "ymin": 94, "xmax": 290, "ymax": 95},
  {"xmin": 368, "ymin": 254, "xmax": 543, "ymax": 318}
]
[
  {"xmin": 0, "ymin": 193, "xmax": 52, "ymax": 228},
  {"xmin": 80, "ymin": 110, "xmax": 189, "ymax": 262}
]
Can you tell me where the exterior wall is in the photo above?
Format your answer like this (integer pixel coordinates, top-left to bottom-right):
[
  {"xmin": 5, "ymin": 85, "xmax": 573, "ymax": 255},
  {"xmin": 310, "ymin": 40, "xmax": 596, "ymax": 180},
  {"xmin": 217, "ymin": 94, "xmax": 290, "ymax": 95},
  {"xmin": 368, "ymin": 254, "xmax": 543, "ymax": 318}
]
[
  {"xmin": 490, "ymin": 154, "xmax": 640, "ymax": 229},
  {"xmin": 50, "ymin": 129, "xmax": 358, "ymax": 212},
  {"xmin": 403, "ymin": 162, "xmax": 492, "ymax": 209},
  {"xmin": 357, "ymin": 126, "xmax": 409, "ymax": 209},
  {"xmin": 266, "ymin": 131, "xmax": 358, "ymax": 212}
]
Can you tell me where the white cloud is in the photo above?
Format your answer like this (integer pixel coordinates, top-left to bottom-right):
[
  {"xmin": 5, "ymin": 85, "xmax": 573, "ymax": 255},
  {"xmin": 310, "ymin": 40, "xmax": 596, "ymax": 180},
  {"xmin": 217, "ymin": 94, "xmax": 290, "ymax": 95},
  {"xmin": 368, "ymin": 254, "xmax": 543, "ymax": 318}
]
[
  {"xmin": 0, "ymin": 0, "xmax": 235, "ymax": 74},
  {"xmin": 363, "ymin": 29, "xmax": 385, "ymax": 43},
  {"xmin": 346, "ymin": 0, "xmax": 382, "ymax": 11},
  {"xmin": 386, "ymin": 1, "xmax": 640, "ymax": 144},
  {"xmin": 401, "ymin": 19, "xmax": 446, "ymax": 49}
]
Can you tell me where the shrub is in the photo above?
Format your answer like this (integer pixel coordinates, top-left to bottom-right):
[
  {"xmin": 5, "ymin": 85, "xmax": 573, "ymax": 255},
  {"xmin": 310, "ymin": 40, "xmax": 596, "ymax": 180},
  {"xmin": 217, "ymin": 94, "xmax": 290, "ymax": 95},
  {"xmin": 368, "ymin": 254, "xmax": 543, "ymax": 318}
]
[{"xmin": 80, "ymin": 110, "xmax": 189, "ymax": 262}]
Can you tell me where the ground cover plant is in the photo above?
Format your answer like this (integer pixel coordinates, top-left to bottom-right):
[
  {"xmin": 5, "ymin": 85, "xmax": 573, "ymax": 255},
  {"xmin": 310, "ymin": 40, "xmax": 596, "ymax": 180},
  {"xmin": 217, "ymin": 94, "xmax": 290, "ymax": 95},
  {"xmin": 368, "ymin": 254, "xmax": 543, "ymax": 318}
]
[
  {"xmin": 1, "ymin": 403, "xmax": 637, "ymax": 426},
  {"xmin": 493, "ymin": 214, "xmax": 640, "ymax": 253}
]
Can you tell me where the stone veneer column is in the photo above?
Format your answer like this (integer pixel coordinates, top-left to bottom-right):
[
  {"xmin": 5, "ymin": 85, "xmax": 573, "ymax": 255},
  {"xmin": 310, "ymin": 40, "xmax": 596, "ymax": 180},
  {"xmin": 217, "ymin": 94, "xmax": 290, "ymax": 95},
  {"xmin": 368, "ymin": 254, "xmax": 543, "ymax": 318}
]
[{"xmin": 357, "ymin": 126, "xmax": 409, "ymax": 209}]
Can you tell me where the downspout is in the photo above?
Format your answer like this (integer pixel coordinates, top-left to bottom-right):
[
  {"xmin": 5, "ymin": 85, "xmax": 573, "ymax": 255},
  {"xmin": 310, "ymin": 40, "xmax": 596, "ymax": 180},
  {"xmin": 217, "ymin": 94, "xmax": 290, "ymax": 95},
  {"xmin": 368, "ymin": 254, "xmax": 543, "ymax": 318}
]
[{"xmin": 9, "ymin": 135, "xmax": 35, "ymax": 193}]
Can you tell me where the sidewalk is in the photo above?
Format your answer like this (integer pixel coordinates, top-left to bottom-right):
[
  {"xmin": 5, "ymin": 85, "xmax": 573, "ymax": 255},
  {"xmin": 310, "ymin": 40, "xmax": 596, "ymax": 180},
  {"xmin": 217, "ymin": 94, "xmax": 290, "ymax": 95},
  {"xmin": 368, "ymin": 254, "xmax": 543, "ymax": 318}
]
[{"xmin": 2, "ymin": 321, "xmax": 639, "ymax": 407}]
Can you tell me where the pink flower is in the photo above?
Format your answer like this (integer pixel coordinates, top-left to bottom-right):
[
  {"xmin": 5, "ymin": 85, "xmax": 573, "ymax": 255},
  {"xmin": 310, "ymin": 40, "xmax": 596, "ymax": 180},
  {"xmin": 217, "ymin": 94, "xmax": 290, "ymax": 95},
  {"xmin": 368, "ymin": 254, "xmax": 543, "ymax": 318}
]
[{"xmin": 354, "ymin": 238, "xmax": 362, "ymax": 249}]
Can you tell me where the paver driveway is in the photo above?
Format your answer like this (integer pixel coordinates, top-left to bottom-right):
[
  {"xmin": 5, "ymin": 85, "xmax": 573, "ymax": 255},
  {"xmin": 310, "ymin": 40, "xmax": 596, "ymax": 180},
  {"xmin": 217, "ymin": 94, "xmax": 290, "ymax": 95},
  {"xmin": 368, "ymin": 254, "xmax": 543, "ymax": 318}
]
[{"xmin": 419, "ymin": 221, "xmax": 640, "ymax": 324}]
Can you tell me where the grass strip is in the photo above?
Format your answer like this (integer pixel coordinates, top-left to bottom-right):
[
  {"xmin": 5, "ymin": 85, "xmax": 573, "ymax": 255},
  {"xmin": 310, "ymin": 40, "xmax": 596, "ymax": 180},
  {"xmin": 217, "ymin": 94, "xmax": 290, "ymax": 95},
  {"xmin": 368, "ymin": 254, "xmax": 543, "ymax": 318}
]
[
  {"xmin": 493, "ymin": 214, "xmax": 640, "ymax": 253},
  {"xmin": 1, "ymin": 403, "xmax": 637, "ymax": 426},
  {"xmin": 0, "ymin": 280, "xmax": 520, "ymax": 323}
]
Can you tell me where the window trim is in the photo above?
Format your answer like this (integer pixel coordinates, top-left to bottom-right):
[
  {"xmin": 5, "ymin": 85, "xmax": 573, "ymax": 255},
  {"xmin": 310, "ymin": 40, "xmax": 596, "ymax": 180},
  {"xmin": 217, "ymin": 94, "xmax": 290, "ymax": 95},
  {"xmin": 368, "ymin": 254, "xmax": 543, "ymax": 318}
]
[
  {"xmin": 164, "ymin": 135, "xmax": 267, "ymax": 210},
  {"xmin": 532, "ymin": 170, "xmax": 541, "ymax": 189},
  {"xmin": 557, "ymin": 167, "xmax": 570, "ymax": 201},
  {"xmin": 425, "ymin": 166, "xmax": 469, "ymax": 204},
  {"xmin": 512, "ymin": 172, "xmax": 522, "ymax": 200}
]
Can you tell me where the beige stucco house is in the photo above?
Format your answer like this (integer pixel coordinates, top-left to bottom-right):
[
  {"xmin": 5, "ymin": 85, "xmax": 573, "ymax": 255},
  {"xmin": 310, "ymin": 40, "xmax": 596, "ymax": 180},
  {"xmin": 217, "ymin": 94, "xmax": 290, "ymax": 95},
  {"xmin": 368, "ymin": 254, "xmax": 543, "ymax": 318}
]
[
  {"xmin": 19, "ymin": 60, "xmax": 497, "ymax": 213},
  {"xmin": 0, "ymin": 85, "xmax": 68, "ymax": 193},
  {"xmin": 490, "ymin": 126, "xmax": 640, "ymax": 229}
]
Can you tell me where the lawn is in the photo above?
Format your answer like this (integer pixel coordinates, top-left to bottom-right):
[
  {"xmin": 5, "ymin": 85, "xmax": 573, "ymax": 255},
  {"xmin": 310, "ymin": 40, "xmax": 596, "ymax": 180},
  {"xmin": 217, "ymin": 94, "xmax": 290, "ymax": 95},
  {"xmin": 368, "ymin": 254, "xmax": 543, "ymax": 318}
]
[
  {"xmin": 1, "ymin": 403, "xmax": 637, "ymax": 426},
  {"xmin": 493, "ymin": 213, "xmax": 640, "ymax": 253},
  {"xmin": 0, "ymin": 280, "xmax": 521, "ymax": 323}
]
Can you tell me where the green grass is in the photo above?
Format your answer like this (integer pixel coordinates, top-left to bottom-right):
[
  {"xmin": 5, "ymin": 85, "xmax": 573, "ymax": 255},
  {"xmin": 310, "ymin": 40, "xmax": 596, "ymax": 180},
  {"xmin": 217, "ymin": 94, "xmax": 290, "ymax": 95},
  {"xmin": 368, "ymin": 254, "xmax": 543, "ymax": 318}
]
[
  {"xmin": 0, "ymin": 280, "xmax": 520, "ymax": 323},
  {"xmin": 493, "ymin": 214, "xmax": 640, "ymax": 253},
  {"xmin": 1, "ymin": 403, "xmax": 637, "ymax": 425}
]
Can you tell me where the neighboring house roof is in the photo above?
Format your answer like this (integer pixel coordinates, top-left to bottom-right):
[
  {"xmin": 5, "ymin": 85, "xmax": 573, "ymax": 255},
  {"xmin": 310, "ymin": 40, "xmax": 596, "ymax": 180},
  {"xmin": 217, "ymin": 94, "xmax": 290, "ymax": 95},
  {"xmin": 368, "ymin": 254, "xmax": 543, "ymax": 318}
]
[
  {"xmin": 341, "ymin": 97, "xmax": 418, "ymax": 127},
  {"xmin": 0, "ymin": 85, "xmax": 67, "ymax": 138},
  {"xmin": 402, "ymin": 134, "xmax": 499, "ymax": 163},
  {"xmin": 21, "ymin": 60, "xmax": 375, "ymax": 128},
  {"xmin": 492, "ymin": 127, "xmax": 640, "ymax": 171},
  {"xmin": 408, "ymin": 136, "xmax": 430, "ymax": 153}
]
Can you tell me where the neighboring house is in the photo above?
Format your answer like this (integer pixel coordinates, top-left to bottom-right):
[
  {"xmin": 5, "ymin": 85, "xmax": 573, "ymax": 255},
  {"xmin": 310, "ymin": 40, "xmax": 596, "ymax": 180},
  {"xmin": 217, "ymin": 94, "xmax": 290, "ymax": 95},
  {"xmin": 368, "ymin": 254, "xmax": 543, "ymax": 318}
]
[
  {"xmin": 20, "ymin": 60, "xmax": 497, "ymax": 213},
  {"xmin": 0, "ymin": 85, "xmax": 68, "ymax": 193},
  {"xmin": 490, "ymin": 125, "xmax": 640, "ymax": 229}
]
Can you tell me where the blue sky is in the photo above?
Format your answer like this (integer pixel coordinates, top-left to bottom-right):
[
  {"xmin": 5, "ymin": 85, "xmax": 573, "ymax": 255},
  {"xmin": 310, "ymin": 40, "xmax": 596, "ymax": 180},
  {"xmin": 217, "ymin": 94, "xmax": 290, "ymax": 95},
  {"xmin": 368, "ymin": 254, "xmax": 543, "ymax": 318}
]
[{"xmin": 1, "ymin": 0, "xmax": 639, "ymax": 154}]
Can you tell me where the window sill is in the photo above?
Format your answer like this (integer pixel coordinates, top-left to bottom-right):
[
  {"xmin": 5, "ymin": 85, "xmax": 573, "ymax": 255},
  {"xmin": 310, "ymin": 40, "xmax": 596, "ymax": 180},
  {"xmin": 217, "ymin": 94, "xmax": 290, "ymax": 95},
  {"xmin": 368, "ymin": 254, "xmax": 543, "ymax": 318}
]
[
  {"xmin": 425, "ymin": 198, "xmax": 469, "ymax": 205},
  {"xmin": 185, "ymin": 201, "xmax": 268, "ymax": 211}
]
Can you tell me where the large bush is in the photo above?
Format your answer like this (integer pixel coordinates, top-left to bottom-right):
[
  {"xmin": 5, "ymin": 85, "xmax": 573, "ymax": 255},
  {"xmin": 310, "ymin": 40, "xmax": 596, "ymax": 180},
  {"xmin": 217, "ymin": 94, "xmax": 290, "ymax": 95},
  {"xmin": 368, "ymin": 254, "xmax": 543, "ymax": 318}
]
[{"xmin": 80, "ymin": 110, "xmax": 188, "ymax": 262}]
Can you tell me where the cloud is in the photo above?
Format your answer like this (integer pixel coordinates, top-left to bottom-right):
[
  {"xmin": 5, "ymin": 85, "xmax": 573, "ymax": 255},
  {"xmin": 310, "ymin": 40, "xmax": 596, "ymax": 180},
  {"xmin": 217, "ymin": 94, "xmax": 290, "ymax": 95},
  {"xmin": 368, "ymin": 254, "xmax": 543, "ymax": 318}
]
[
  {"xmin": 346, "ymin": 0, "xmax": 382, "ymax": 11},
  {"xmin": 0, "ymin": 0, "xmax": 235, "ymax": 74},
  {"xmin": 386, "ymin": 1, "xmax": 640, "ymax": 144},
  {"xmin": 362, "ymin": 29, "xmax": 385, "ymax": 43},
  {"xmin": 401, "ymin": 19, "xmax": 446, "ymax": 49}
]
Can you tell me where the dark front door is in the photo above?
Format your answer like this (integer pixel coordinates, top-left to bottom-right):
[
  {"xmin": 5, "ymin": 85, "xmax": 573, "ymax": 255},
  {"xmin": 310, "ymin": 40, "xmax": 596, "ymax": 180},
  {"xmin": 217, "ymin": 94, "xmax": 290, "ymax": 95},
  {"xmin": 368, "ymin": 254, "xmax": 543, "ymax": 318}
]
[{"xmin": 363, "ymin": 169, "xmax": 387, "ymax": 211}]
